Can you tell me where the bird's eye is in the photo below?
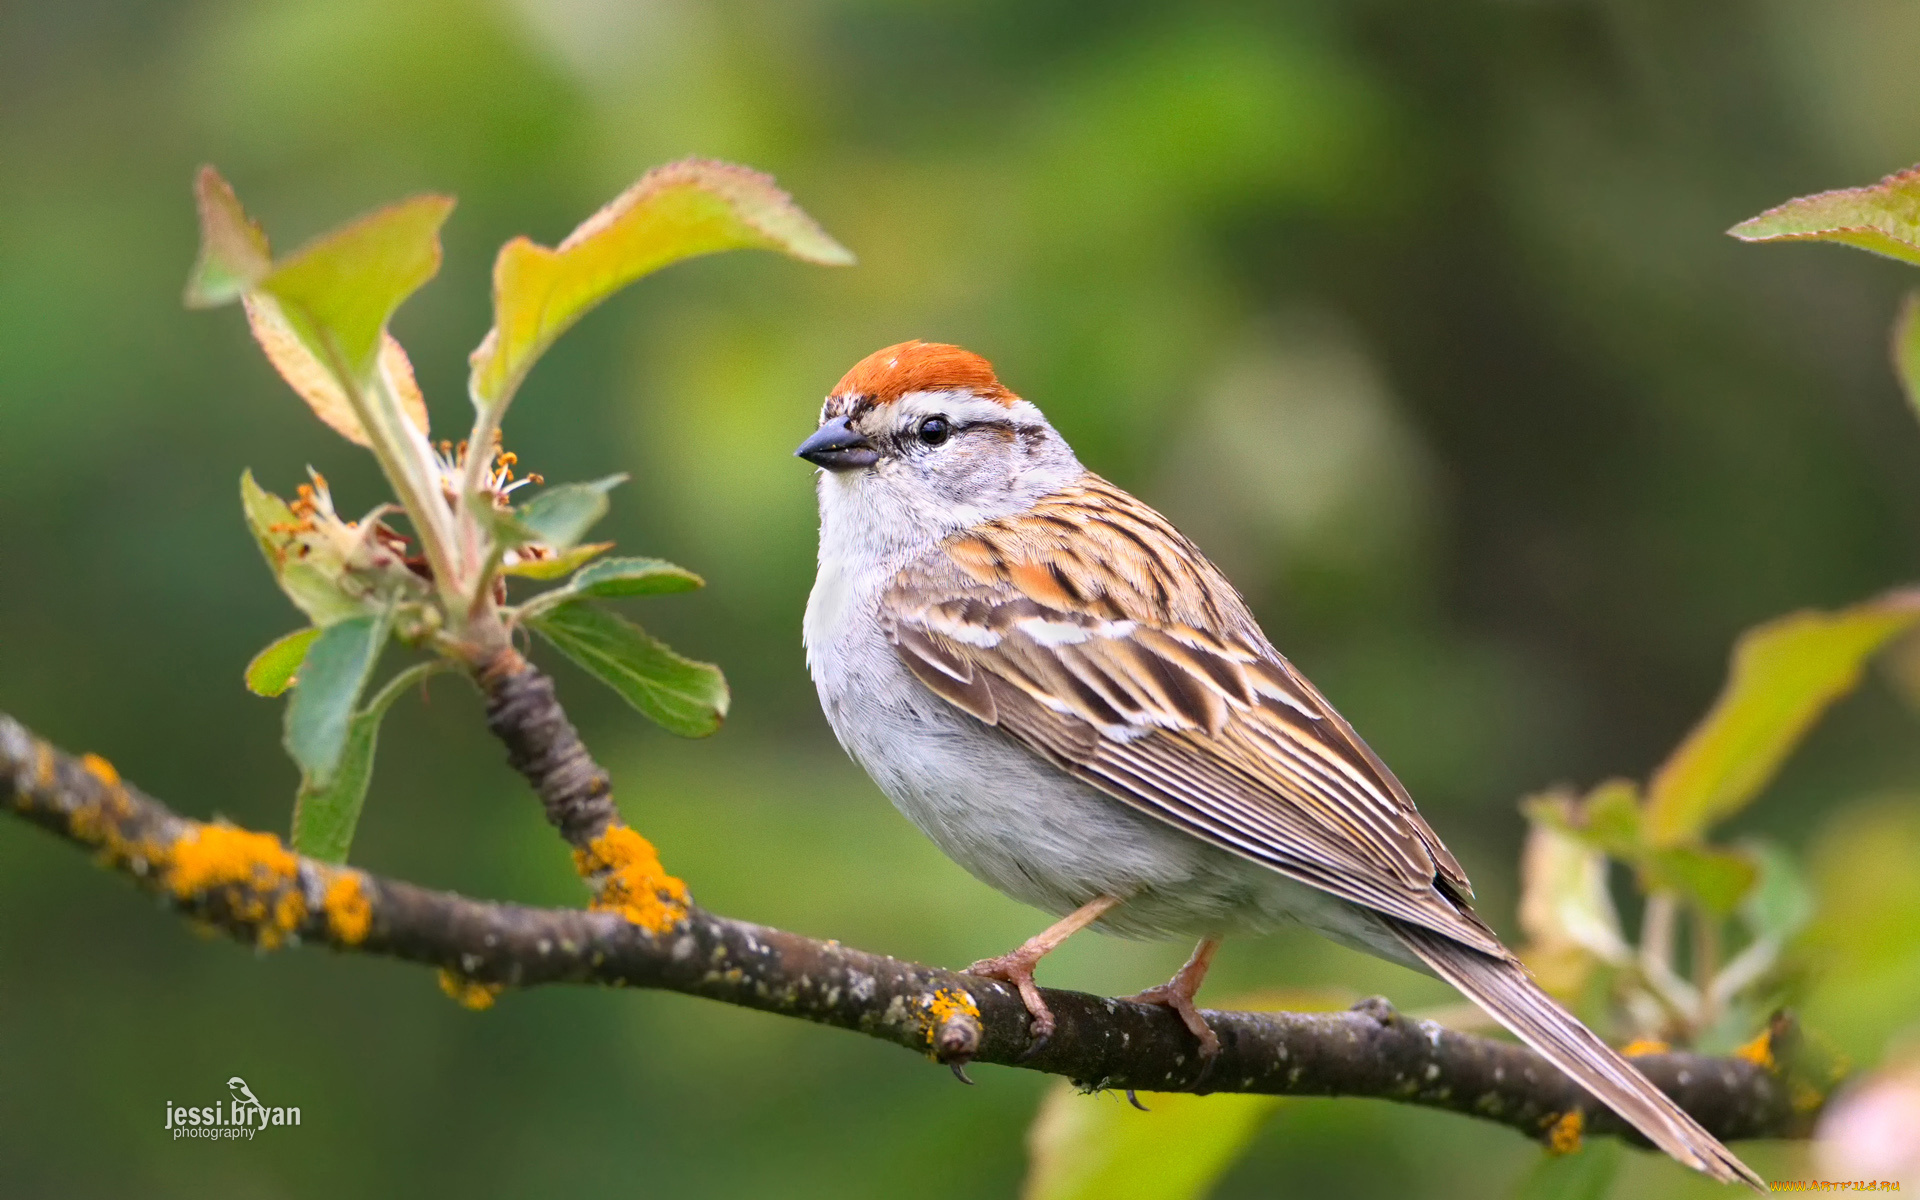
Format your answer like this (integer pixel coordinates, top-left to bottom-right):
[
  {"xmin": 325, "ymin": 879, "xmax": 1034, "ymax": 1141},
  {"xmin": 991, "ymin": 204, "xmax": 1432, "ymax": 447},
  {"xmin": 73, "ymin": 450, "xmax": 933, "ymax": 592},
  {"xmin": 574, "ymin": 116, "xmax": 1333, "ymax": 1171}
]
[{"xmin": 916, "ymin": 416, "xmax": 951, "ymax": 446}]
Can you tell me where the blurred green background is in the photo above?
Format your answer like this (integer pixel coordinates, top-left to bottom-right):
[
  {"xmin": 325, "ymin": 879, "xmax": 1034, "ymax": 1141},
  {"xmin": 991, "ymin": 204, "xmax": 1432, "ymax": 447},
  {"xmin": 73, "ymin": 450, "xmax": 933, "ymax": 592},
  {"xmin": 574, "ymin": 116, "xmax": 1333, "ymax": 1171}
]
[{"xmin": 4, "ymin": 1, "xmax": 1920, "ymax": 1196}]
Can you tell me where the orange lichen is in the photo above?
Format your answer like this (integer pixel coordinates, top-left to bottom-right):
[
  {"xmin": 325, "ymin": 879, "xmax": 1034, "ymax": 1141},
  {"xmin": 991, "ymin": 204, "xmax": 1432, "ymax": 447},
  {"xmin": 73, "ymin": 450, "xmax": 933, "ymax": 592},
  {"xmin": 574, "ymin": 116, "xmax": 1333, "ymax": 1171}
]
[
  {"xmin": 572, "ymin": 822, "xmax": 689, "ymax": 934},
  {"xmin": 1544, "ymin": 1109, "xmax": 1584, "ymax": 1155},
  {"xmin": 1734, "ymin": 1027, "xmax": 1775, "ymax": 1071},
  {"xmin": 1621, "ymin": 1037, "xmax": 1670, "ymax": 1057},
  {"xmin": 64, "ymin": 757, "xmax": 135, "ymax": 849},
  {"xmin": 163, "ymin": 824, "xmax": 306, "ymax": 948},
  {"xmin": 921, "ymin": 987, "xmax": 981, "ymax": 1048},
  {"xmin": 438, "ymin": 968, "xmax": 503, "ymax": 1011},
  {"xmin": 322, "ymin": 871, "xmax": 373, "ymax": 945},
  {"xmin": 80, "ymin": 753, "xmax": 120, "ymax": 787}
]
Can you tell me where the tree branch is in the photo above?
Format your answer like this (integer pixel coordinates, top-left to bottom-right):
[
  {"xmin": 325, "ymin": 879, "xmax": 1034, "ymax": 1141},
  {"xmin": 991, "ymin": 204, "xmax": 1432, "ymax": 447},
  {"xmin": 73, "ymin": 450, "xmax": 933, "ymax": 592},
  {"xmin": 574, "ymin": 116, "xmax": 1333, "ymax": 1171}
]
[{"xmin": 1, "ymin": 709, "xmax": 1822, "ymax": 1152}]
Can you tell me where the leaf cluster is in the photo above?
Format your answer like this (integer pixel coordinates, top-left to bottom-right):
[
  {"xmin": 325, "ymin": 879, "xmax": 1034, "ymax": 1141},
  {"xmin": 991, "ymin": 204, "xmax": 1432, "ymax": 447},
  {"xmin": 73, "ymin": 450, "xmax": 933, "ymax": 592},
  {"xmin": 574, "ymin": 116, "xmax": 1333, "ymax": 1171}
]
[{"xmin": 189, "ymin": 160, "xmax": 851, "ymax": 860}]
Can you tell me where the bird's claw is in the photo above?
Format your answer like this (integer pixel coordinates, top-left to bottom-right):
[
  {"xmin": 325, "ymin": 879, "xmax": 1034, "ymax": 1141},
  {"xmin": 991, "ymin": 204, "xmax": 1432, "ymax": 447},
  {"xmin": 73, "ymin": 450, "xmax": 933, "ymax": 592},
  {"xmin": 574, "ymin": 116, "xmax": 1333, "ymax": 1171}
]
[
  {"xmin": 1124, "ymin": 980, "xmax": 1222, "ymax": 1065},
  {"xmin": 949, "ymin": 1062, "xmax": 976, "ymax": 1085},
  {"xmin": 964, "ymin": 950, "xmax": 1057, "ymax": 1056}
]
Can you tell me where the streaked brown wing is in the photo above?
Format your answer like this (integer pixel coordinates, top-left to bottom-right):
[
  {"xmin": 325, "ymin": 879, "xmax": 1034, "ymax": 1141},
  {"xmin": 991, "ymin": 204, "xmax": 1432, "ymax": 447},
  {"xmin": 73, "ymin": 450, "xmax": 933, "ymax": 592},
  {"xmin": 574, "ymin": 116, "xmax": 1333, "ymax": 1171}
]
[{"xmin": 883, "ymin": 473, "xmax": 1505, "ymax": 956}]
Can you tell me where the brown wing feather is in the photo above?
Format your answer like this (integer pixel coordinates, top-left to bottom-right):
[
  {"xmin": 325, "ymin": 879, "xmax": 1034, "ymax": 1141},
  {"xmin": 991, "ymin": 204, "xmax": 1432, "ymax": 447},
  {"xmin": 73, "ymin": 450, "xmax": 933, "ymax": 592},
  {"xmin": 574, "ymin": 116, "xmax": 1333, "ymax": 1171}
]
[{"xmin": 885, "ymin": 473, "xmax": 1496, "ymax": 955}]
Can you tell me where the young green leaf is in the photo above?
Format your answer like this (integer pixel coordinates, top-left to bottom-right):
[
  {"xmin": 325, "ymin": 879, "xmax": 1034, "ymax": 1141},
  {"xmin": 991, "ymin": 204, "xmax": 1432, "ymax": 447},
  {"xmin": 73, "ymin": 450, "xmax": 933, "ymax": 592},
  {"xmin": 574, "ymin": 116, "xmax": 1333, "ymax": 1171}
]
[
  {"xmin": 526, "ymin": 601, "xmax": 727, "ymax": 737},
  {"xmin": 469, "ymin": 159, "xmax": 854, "ymax": 407},
  {"xmin": 514, "ymin": 475, "xmax": 625, "ymax": 551},
  {"xmin": 1518, "ymin": 793, "xmax": 1631, "ymax": 975},
  {"xmin": 1023, "ymin": 1081, "xmax": 1281, "ymax": 1200},
  {"xmin": 1741, "ymin": 841, "xmax": 1814, "ymax": 943},
  {"xmin": 566, "ymin": 555, "xmax": 704, "ymax": 598},
  {"xmin": 1895, "ymin": 290, "xmax": 1920, "ymax": 423},
  {"xmin": 1728, "ymin": 165, "xmax": 1920, "ymax": 267},
  {"xmin": 284, "ymin": 613, "xmax": 388, "ymax": 782},
  {"xmin": 184, "ymin": 166, "xmax": 271, "ymax": 308},
  {"xmin": 500, "ymin": 541, "xmax": 615, "ymax": 580},
  {"xmin": 239, "ymin": 470, "xmax": 369, "ymax": 627},
  {"xmin": 244, "ymin": 293, "xmax": 431, "ymax": 444},
  {"xmin": 292, "ymin": 661, "xmax": 439, "ymax": 864},
  {"xmin": 1579, "ymin": 779, "xmax": 1643, "ymax": 859},
  {"xmin": 245, "ymin": 627, "xmax": 321, "ymax": 697},
  {"xmin": 260, "ymin": 193, "xmax": 455, "ymax": 381},
  {"xmin": 1641, "ymin": 845, "xmax": 1759, "ymax": 916},
  {"xmin": 1644, "ymin": 591, "xmax": 1920, "ymax": 846},
  {"xmin": 513, "ymin": 556, "xmax": 704, "ymax": 624}
]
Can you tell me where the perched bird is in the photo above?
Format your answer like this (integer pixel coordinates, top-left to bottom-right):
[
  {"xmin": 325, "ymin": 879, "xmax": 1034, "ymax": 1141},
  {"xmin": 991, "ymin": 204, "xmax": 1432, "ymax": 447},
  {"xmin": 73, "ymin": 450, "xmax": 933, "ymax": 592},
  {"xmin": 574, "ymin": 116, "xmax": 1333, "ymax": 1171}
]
[
  {"xmin": 227, "ymin": 1077, "xmax": 263, "ymax": 1110},
  {"xmin": 796, "ymin": 340, "xmax": 1763, "ymax": 1190}
]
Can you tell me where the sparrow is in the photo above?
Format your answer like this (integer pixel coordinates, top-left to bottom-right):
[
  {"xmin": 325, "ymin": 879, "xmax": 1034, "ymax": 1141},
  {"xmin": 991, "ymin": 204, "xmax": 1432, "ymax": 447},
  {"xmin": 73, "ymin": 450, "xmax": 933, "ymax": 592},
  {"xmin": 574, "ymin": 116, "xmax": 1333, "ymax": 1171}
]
[{"xmin": 797, "ymin": 341, "xmax": 1763, "ymax": 1190}]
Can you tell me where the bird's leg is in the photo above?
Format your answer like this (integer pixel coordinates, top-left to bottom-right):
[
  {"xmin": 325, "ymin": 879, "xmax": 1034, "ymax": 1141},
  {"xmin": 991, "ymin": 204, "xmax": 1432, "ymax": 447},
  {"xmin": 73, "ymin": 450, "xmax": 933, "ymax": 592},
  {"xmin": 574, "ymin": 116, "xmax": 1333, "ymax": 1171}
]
[
  {"xmin": 1123, "ymin": 937, "xmax": 1222, "ymax": 1060},
  {"xmin": 964, "ymin": 895, "xmax": 1123, "ymax": 1046}
]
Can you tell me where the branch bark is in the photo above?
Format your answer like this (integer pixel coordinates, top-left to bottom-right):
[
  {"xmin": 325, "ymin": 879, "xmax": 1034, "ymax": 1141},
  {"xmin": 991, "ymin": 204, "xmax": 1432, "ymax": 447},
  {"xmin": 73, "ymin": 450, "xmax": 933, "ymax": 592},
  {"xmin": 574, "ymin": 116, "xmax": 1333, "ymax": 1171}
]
[{"xmin": 1, "ymin": 709, "xmax": 1821, "ymax": 1151}]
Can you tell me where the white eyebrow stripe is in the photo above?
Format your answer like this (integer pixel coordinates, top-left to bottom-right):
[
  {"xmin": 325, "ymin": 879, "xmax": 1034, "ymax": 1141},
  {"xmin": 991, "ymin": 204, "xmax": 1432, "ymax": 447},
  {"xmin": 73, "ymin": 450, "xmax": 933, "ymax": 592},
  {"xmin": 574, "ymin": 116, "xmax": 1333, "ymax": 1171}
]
[{"xmin": 890, "ymin": 390, "xmax": 1030, "ymax": 429}]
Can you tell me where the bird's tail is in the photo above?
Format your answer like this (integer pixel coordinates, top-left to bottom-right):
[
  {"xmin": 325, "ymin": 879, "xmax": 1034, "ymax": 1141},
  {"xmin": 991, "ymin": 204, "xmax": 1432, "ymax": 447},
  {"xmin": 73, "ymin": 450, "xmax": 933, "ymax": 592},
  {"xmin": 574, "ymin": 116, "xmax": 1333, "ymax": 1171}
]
[{"xmin": 1387, "ymin": 918, "xmax": 1766, "ymax": 1192}]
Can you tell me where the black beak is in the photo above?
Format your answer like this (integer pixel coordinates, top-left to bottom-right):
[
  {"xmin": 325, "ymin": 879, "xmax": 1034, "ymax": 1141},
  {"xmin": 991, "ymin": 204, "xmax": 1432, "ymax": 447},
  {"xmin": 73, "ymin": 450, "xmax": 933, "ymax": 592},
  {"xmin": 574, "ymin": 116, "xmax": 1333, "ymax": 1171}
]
[{"xmin": 794, "ymin": 416, "xmax": 877, "ymax": 470}]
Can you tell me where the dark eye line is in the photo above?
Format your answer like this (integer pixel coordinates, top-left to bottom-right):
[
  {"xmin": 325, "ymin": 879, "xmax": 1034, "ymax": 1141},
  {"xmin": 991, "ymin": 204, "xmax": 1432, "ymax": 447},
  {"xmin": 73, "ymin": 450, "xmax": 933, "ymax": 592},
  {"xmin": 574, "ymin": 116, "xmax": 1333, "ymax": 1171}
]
[{"xmin": 893, "ymin": 416, "xmax": 1023, "ymax": 453}]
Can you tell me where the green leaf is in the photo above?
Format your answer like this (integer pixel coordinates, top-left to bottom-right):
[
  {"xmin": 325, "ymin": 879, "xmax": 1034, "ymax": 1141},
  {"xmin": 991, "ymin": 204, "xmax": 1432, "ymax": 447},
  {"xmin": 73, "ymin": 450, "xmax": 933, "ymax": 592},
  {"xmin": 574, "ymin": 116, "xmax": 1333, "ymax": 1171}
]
[
  {"xmin": 284, "ymin": 613, "xmax": 388, "ymax": 782},
  {"xmin": 527, "ymin": 601, "xmax": 727, "ymax": 737},
  {"xmin": 1645, "ymin": 591, "xmax": 1920, "ymax": 846},
  {"xmin": 1642, "ymin": 845, "xmax": 1759, "ymax": 916},
  {"xmin": 291, "ymin": 661, "xmax": 439, "ymax": 864},
  {"xmin": 1728, "ymin": 165, "xmax": 1920, "ymax": 267},
  {"xmin": 243, "ymin": 292, "xmax": 431, "ymax": 445},
  {"xmin": 1022, "ymin": 1082, "xmax": 1282, "ymax": 1200},
  {"xmin": 501, "ymin": 541, "xmax": 614, "ymax": 580},
  {"xmin": 513, "ymin": 475, "xmax": 625, "ymax": 551},
  {"xmin": 260, "ymin": 192, "xmax": 455, "ymax": 381},
  {"xmin": 469, "ymin": 158, "xmax": 854, "ymax": 406},
  {"xmin": 1580, "ymin": 779, "xmax": 1644, "ymax": 860},
  {"xmin": 1742, "ymin": 841, "xmax": 1814, "ymax": 942},
  {"xmin": 566, "ymin": 555, "xmax": 705, "ymax": 598},
  {"xmin": 1518, "ymin": 793, "xmax": 1631, "ymax": 970},
  {"xmin": 1894, "ymin": 290, "xmax": 1920, "ymax": 425},
  {"xmin": 245, "ymin": 627, "xmax": 320, "ymax": 697},
  {"xmin": 239, "ymin": 470, "xmax": 368, "ymax": 626},
  {"xmin": 514, "ymin": 555, "xmax": 705, "ymax": 624},
  {"xmin": 184, "ymin": 166, "xmax": 270, "ymax": 308},
  {"xmin": 1511, "ymin": 1140, "xmax": 1622, "ymax": 1200}
]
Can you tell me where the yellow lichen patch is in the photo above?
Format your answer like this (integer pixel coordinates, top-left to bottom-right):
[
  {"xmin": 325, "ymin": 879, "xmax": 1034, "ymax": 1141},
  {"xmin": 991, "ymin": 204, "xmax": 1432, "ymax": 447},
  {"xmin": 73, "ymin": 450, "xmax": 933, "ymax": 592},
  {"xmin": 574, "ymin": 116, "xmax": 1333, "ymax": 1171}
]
[
  {"xmin": 922, "ymin": 987, "xmax": 981, "ymax": 1046},
  {"xmin": 64, "ymin": 765, "xmax": 136, "ymax": 851},
  {"xmin": 162, "ymin": 823, "xmax": 305, "ymax": 948},
  {"xmin": 1620, "ymin": 1037, "xmax": 1670, "ymax": 1057},
  {"xmin": 1544, "ymin": 1109, "xmax": 1584, "ymax": 1155},
  {"xmin": 79, "ymin": 752, "xmax": 120, "ymax": 787},
  {"xmin": 322, "ymin": 871, "xmax": 373, "ymax": 945},
  {"xmin": 438, "ymin": 968, "xmax": 503, "ymax": 1011},
  {"xmin": 268, "ymin": 889, "xmax": 308, "ymax": 947},
  {"xmin": 572, "ymin": 822, "xmax": 689, "ymax": 934},
  {"xmin": 1733, "ymin": 1027, "xmax": 1775, "ymax": 1071}
]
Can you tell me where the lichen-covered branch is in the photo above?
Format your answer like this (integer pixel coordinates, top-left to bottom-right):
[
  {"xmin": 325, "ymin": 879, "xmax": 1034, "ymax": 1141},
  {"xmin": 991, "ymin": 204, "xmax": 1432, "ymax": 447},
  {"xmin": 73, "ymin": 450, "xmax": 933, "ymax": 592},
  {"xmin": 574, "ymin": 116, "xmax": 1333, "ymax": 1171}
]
[{"xmin": 0, "ymin": 711, "xmax": 1824, "ymax": 1151}]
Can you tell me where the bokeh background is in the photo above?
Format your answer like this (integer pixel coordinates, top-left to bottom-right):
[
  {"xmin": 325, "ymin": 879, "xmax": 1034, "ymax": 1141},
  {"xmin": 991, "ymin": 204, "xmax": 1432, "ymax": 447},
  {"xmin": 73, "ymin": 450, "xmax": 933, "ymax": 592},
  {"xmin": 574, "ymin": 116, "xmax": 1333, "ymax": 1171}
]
[{"xmin": 4, "ymin": 1, "xmax": 1920, "ymax": 1196}]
